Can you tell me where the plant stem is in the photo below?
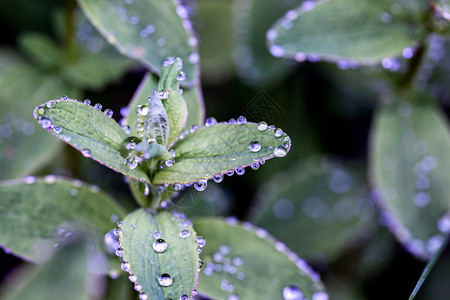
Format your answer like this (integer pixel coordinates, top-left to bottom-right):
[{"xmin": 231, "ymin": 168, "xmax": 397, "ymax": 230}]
[{"xmin": 64, "ymin": 0, "xmax": 77, "ymax": 59}]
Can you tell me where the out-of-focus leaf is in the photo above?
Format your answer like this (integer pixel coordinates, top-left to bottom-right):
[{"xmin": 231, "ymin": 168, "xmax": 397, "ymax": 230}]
[
  {"xmin": 18, "ymin": 32, "xmax": 62, "ymax": 70},
  {"xmin": 232, "ymin": 0, "xmax": 301, "ymax": 85},
  {"xmin": 118, "ymin": 209, "xmax": 200, "ymax": 299},
  {"xmin": 194, "ymin": 217, "xmax": 327, "ymax": 300},
  {"xmin": 370, "ymin": 91, "xmax": 450, "ymax": 259},
  {"xmin": 77, "ymin": 0, "xmax": 200, "ymax": 86},
  {"xmin": 196, "ymin": 0, "xmax": 234, "ymax": 84},
  {"xmin": 2, "ymin": 238, "xmax": 95, "ymax": 300},
  {"xmin": 0, "ymin": 176, "xmax": 125, "ymax": 262},
  {"xmin": 33, "ymin": 98, "xmax": 151, "ymax": 183},
  {"xmin": 267, "ymin": 0, "xmax": 421, "ymax": 64},
  {"xmin": 0, "ymin": 52, "xmax": 80, "ymax": 180},
  {"xmin": 251, "ymin": 157, "xmax": 375, "ymax": 260},
  {"xmin": 152, "ymin": 122, "xmax": 291, "ymax": 184}
]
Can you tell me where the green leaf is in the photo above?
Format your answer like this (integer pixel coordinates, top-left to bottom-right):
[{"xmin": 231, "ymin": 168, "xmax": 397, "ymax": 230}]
[
  {"xmin": 33, "ymin": 98, "xmax": 151, "ymax": 183},
  {"xmin": 193, "ymin": 217, "xmax": 327, "ymax": 300},
  {"xmin": 0, "ymin": 176, "xmax": 125, "ymax": 262},
  {"xmin": 145, "ymin": 89, "xmax": 170, "ymax": 146},
  {"xmin": 77, "ymin": 0, "xmax": 199, "ymax": 86},
  {"xmin": 152, "ymin": 122, "xmax": 291, "ymax": 184},
  {"xmin": 232, "ymin": 0, "xmax": 301, "ymax": 85},
  {"xmin": 125, "ymin": 73, "xmax": 204, "ymax": 139},
  {"xmin": 158, "ymin": 57, "xmax": 188, "ymax": 146},
  {"xmin": 267, "ymin": 0, "xmax": 421, "ymax": 64},
  {"xmin": 2, "ymin": 238, "xmax": 93, "ymax": 300},
  {"xmin": 0, "ymin": 53, "xmax": 80, "ymax": 180},
  {"xmin": 369, "ymin": 91, "xmax": 450, "ymax": 259},
  {"xmin": 251, "ymin": 157, "xmax": 375, "ymax": 260},
  {"xmin": 118, "ymin": 209, "xmax": 200, "ymax": 299},
  {"xmin": 18, "ymin": 32, "xmax": 62, "ymax": 70}
]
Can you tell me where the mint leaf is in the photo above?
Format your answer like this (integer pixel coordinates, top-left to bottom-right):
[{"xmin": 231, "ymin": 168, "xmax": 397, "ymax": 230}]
[
  {"xmin": 33, "ymin": 98, "xmax": 150, "ymax": 183},
  {"xmin": 194, "ymin": 217, "xmax": 327, "ymax": 300},
  {"xmin": 153, "ymin": 122, "xmax": 291, "ymax": 184},
  {"xmin": 118, "ymin": 209, "xmax": 200, "ymax": 299},
  {"xmin": 0, "ymin": 176, "xmax": 125, "ymax": 262}
]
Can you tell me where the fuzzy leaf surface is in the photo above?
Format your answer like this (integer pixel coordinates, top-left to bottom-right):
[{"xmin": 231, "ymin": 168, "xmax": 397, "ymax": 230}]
[
  {"xmin": 370, "ymin": 91, "xmax": 450, "ymax": 259},
  {"xmin": 194, "ymin": 218, "xmax": 327, "ymax": 300},
  {"xmin": 152, "ymin": 122, "xmax": 291, "ymax": 184},
  {"xmin": 33, "ymin": 99, "xmax": 150, "ymax": 182},
  {"xmin": 0, "ymin": 176, "xmax": 125, "ymax": 262},
  {"xmin": 268, "ymin": 0, "xmax": 420, "ymax": 64},
  {"xmin": 77, "ymin": 0, "xmax": 199, "ymax": 86},
  {"xmin": 119, "ymin": 209, "xmax": 200, "ymax": 299}
]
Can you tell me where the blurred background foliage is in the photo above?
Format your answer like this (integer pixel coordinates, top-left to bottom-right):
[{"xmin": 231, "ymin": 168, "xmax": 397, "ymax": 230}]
[{"xmin": 0, "ymin": 0, "xmax": 449, "ymax": 299}]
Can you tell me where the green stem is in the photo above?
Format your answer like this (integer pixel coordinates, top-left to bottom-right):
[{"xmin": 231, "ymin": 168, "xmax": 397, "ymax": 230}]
[
  {"xmin": 64, "ymin": 0, "xmax": 77, "ymax": 59},
  {"xmin": 396, "ymin": 41, "xmax": 426, "ymax": 90}
]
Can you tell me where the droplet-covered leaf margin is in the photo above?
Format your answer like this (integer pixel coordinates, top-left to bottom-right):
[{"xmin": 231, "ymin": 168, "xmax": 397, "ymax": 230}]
[
  {"xmin": 0, "ymin": 176, "xmax": 125, "ymax": 263},
  {"xmin": 193, "ymin": 217, "xmax": 327, "ymax": 300},
  {"xmin": 267, "ymin": 0, "xmax": 420, "ymax": 64},
  {"xmin": 152, "ymin": 122, "xmax": 291, "ymax": 184},
  {"xmin": 77, "ymin": 0, "xmax": 200, "ymax": 86},
  {"xmin": 33, "ymin": 98, "xmax": 150, "ymax": 183},
  {"xmin": 369, "ymin": 91, "xmax": 450, "ymax": 259},
  {"xmin": 117, "ymin": 209, "xmax": 200, "ymax": 299}
]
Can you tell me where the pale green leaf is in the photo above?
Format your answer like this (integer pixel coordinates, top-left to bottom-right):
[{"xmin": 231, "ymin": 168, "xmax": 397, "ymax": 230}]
[
  {"xmin": 125, "ymin": 73, "xmax": 204, "ymax": 139},
  {"xmin": 77, "ymin": 0, "xmax": 199, "ymax": 86},
  {"xmin": 18, "ymin": 32, "xmax": 62, "ymax": 70},
  {"xmin": 193, "ymin": 218, "xmax": 327, "ymax": 300},
  {"xmin": 369, "ymin": 91, "xmax": 450, "ymax": 259},
  {"xmin": 146, "ymin": 89, "xmax": 170, "ymax": 146},
  {"xmin": 3, "ymin": 238, "xmax": 92, "ymax": 300},
  {"xmin": 0, "ymin": 176, "xmax": 125, "ymax": 262},
  {"xmin": 232, "ymin": 0, "xmax": 301, "ymax": 85},
  {"xmin": 158, "ymin": 57, "xmax": 188, "ymax": 146},
  {"xmin": 152, "ymin": 122, "xmax": 291, "ymax": 184},
  {"xmin": 33, "ymin": 98, "xmax": 151, "ymax": 182},
  {"xmin": 267, "ymin": 0, "xmax": 421, "ymax": 64},
  {"xmin": 0, "ymin": 54, "xmax": 80, "ymax": 180},
  {"xmin": 118, "ymin": 209, "xmax": 200, "ymax": 299},
  {"xmin": 251, "ymin": 157, "xmax": 375, "ymax": 260}
]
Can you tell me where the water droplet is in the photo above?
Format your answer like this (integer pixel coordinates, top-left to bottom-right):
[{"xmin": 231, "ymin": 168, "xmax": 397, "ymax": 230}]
[
  {"xmin": 414, "ymin": 192, "xmax": 430, "ymax": 207},
  {"xmin": 180, "ymin": 229, "xmax": 191, "ymax": 238},
  {"xmin": 228, "ymin": 118, "xmax": 236, "ymax": 124},
  {"xmin": 273, "ymin": 146, "xmax": 287, "ymax": 157},
  {"xmin": 136, "ymin": 105, "xmax": 149, "ymax": 116},
  {"xmin": 139, "ymin": 294, "xmax": 148, "ymax": 300},
  {"xmin": 61, "ymin": 95, "xmax": 68, "ymax": 100},
  {"xmin": 228, "ymin": 294, "xmax": 239, "ymax": 300},
  {"xmin": 36, "ymin": 107, "xmax": 45, "ymax": 115},
  {"xmin": 227, "ymin": 169, "xmax": 234, "ymax": 176},
  {"xmin": 52, "ymin": 125, "xmax": 62, "ymax": 134},
  {"xmin": 180, "ymin": 295, "xmax": 189, "ymax": 300},
  {"xmin": 152, "ymin": 230, "xmax": 162, "ymax": 239},
  {"xmin": 237, "ymin": 116, "xmax": 247, "ymax": 124},
  {"xmin": 275, "ymin": 128, "xmax": 284, "ymax": 137},
  {"xmin": 159, "ymin": 90, "xmax": 169, "ymax": 99},
  {"xmin": 232, "ymin": 256, "xmax": 244, "ymax": 266},
  {"xmin": 125, "ymin": 155, "xmax": 139, "ymax": 169},
  {"xmin": 249, "ymin": 141, "xmax": 262, "ymax": 152},
  {"xmin": 129, "ymin": 275, "xmax": 137, "ymax": 283},
  {"xmin": 257, "ymin": 121, "xmax": 268, "ymax": 131},
  {"xmin": 195, "ymin": 236, "xmax": 206, "ymax": 247},
  {"xmin": 46, "ymin": 100, "xmax": 56, "ymax": 108},
  {"xmin": 24, "ymin": 176, "xmax": 36, "ymax": 184},
  {"xmin": 270, "ymin": 45, "xmax": 285, "ymax": 57},
  {"xmin": 235, "ymin": 166, "xmax": 245, "ymax": 175},
  {"xmin": 205, "ymin": 117, "xmax": 217, "ymax": 127},
  {"xmin": 173, "ymin": 183, "xmax": 182, "ymax": 190},
  {"xmin": 153, "ymin": 239, "xmax": 168, "ymax": 252},
  {"xmin": 213, "ymin": 174, "xmax": 224, "ymax": 183},
  {"xmin": 121, "ymin": 262, "xmax": 130, "ymax": 272},
  {"xmin": 192, "ymin": 290, "xmax": 198, "ymax": 296},
  {"xmin": 158, "ymin": 273, "xmax": 173, "ymax": 286},
  {"xmin": 188, "ymin": 52, "xmax": 200, "ymax": 64},
  {"xmin": 312, "ymin": 292, "xmax": 329, "ymax": 300},
  {"xmin": 38, "ymin": 116, "xmax": 54, "ymax": 130},
  {"xmin": 283, "ymin": 285, "xmax": 303, "ymax": 300},
  {"xmin": 84, "ymin": 99, "xmax": 91, "ymax": 105},
  {"xmin": 82, "ymin": 149, "xmax": 91, "ymax": 157},
  {"xmin": 94, "ymin": 103, "xmax": 102, "ymax": 111},
  {"xmin": 251, "ymin": 162, "xmax": 260, "ymax": 170},
  {"xmin": 194, "ymin": 180, "xmax": 207, "ymax": 191},
  {"xmin": 177, "ymin": 71, "xmax": 186, "ymax": 81},
  {"xmin": 104, "ymin": 109, "xmax": 113, "ymax": 118}
]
